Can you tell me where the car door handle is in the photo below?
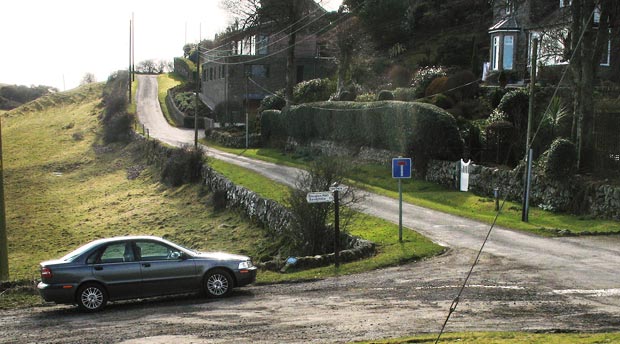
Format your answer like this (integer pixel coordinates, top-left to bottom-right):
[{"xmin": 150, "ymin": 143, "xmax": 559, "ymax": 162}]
[
  {"xmin": 94, "ymin": 266, "xmax": 103, "ymax": 271},
  {"xmin": 142, "ymin": 263, "xmax": 151, "ymax": 267}
]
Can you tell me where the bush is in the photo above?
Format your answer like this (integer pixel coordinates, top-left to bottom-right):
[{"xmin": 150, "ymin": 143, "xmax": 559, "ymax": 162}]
[
  {"xmin": 285, "ymin": 156, "xmax": 358, "ymax": 256},
  {"xmin": 103, "ymin": 112, "xmax": 133, "ymax": 144},
  {"xmin": 101, "ymin": 71, "xmax": 133, "ymax": 143},
  {"xmin": 430, "ymin": 94, "xmax": 453, "ymax": 109},
  {"xmin": 376, "ymin": 90, "xmax": 394, "ymax": 101},
  {"xmin": 388, "ymin": 65, "xmax": 411, "ymax": 88},
  {"xmin": 425, "ymin": 76, "xmax": 449, "ymax": 97},
  {"xmin": 259, "ymin": 93, "xmax": 286, "ymax": 113},
  {"xmin": 393, "ymin": 87, "xmax": 417, "ymax": 101},
  {"xmin": 444, "ymin": 70, "xmax": 479, "ymax": 101},
  {"xmin": 160, "ymin": 146, "xmax": 204, "ymax": 187},
  {"xmin": 541, "ymin": 138, "xmax": 577, "ymax": 179},
  {"xmin": 497, "ymin": 89, "xmax": 529, "ymax": 133},
  {"xmin": 173, "ymin": 92, "xmax": 210, "ymax": 117},
  {"xmin": 260, "ymin": 110, "xmax": 287, "ymax": 145},
  {"xmin": 281, "ymin": 101, "xmax": 463, "ymax": 174},
  {"xmin": 293, "ymin": 78, "xmax": 336, "ymax": 104},
  {"xmin": 411, "ymin": 66, "xmax": 448, "ymax": 98},
  {"xmin": 355, "ymin": 93, "xmax": 376, "ymax": 102}
]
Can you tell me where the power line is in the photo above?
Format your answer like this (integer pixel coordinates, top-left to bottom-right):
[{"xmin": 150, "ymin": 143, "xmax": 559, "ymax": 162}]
[
  {"xmin": 434, "ymin": 6, "xmax": 598, "ymax": 343},
  {"xmin": 199, "ymin": 4, "xmax": 357, "ymax": 66},
  {"xmin": 200, "ymin": 3, "xmax": 332, "ymax": 59}
]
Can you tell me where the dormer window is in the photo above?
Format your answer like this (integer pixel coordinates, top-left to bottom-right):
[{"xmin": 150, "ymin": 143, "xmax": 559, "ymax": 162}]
[{"xmin": 560, "ymin": 0, "xmax": 572, "ymax": 8}]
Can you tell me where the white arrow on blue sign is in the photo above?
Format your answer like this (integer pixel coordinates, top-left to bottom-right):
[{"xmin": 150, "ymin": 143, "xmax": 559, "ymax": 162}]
[{"xmin": 392, "ymin": 158, "xmax": 412, "ymax": 179}]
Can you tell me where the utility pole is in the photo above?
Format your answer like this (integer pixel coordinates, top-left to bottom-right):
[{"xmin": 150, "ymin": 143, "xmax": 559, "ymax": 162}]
[
  {"xmin": 132, "ymin": 13, "xmax": 135, "ymax": 82},
  {"xmin": 194, "ymin": 27, "xmax": 201, "ymax": 149},
  {"xmin": 245, "ymin": 73, "xmax": 249, "ymax": 149},
  {"xmin": 0, "ymin": 116, "xmax": 9, "ymax": 280},
  {"xmin": 128, "ymin": 19, "xmax": 132, "ymax": 103},
  {"xmin": 522, "ymin": 38, "xmax": 538, "ymax": 222}
]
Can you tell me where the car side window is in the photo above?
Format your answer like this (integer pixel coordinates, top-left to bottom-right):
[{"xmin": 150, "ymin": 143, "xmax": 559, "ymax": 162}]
[
  {"xmin": 136, "ymin": 241, "xmax": 179, "ymax": 261},
  {"xmin": 98, "ymin": 242, "xmax": 134, "ymax": 264}
]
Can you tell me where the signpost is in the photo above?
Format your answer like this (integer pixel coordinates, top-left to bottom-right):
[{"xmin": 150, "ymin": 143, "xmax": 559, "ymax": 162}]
[
  {"xmin": 306, "ymin": 192, "xmax": 334, "ymax": 203},
  {"xmin": 392, "ymin": 157, "xmax": 412, "ymax": 242},
  {"xmin": 306, "ymin": 184, "xmax": 346, "ymax": 267}
]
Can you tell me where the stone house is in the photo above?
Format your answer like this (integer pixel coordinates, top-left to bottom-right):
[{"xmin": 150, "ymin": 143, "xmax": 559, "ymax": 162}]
[
  {"xmin": 488, "ymin": 0, "xmax": 619, "ymax": 82},
  {"xmin": 199, "ymin": 1, "xmax": 337, "ymax": 122}
]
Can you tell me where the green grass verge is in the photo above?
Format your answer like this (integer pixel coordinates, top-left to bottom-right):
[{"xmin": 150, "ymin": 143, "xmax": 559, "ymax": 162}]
[
  {"xmin": 128, "ymin": 78, "xmax": 137, "ymax": 115},
  {"xmin": 204, "ymin": 141, "xmax": 620, "ymax": 236},
  {"xmin": 0, "ymin": 85, "xmax": 270, "ymax": 308},
  {"xmin": 208, "ymin": 157, "xmax": 444, "ymax": 284},
  {"xmin": 354, "ymin": 331, "xmax": 620, "ymax": 343},
  {"xmin": 157, "ymin": 73, "xmax": 184, "ymax": 126}
]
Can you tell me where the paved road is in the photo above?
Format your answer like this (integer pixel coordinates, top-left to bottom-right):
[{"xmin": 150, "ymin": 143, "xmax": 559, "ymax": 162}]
[
  {"xmin": 1, "ymin": 74, "xmax": 618, "ymax": 344},
  {"xmin": 137, "ymin": 75, "xmax": 620, "ymax": 292}
]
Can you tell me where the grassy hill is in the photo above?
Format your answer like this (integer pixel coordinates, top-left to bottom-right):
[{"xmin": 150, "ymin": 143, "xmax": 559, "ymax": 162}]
[{"xmin": 1, "ymin": 84, "xmax": 268, "ymax": 281}]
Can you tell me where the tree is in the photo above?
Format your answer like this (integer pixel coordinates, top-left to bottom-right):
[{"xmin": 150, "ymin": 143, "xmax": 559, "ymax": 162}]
[
  {"xmin": 285, "ymin": 156, "xmax": 361, "ymax": 256},
  {"xmin": 80, "ymin": 73, "xmax": 96, "ymax": 85},
  {"xmin": 327, "ymin": 8, "xmax": 366, "ymax": 94},
  {"xmin": 568, "ymin": 0, "xmax": 619, "ymax": 170},
  {"xmin": 344, "ymin": 0, "xmax": 412, "ymax": 48}
]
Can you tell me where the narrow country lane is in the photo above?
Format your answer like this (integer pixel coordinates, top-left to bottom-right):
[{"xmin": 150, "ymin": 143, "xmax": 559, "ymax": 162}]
[
  {"xmin": 137, "ymin": 75, "xmax": 620, "ymax": 292},
  {"xmin": 2, "ymin": 75, "xmax": 615, "ymax": 344}
]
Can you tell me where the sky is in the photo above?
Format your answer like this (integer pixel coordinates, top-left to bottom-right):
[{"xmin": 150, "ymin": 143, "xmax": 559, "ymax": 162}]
[{"xmin": 0, "ymin": 0, "xmax": 342, "ymax": 91}]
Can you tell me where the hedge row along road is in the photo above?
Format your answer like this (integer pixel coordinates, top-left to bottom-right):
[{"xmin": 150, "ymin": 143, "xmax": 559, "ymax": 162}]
[{"xmin": 4, "ymin": 74, "xmax": 616, "ymax": 344}]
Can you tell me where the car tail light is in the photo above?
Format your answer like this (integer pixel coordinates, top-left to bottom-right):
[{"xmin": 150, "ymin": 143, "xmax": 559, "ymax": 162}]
[{"xmin": 41, "ymin": 267, "xmax": 52, "ymax": 279}]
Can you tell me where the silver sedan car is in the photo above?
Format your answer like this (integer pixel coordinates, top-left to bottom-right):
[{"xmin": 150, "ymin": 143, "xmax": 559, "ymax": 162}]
[{"xmin": 37, "ymin": 236, "xmax": 257, "ymax": 311}]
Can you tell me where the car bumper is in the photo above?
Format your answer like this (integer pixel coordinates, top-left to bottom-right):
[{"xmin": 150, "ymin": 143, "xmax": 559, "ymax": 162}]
[
  {"xmin": 234, "ymin": 267, "xmax": 257, "ymax": 287},
  {"xmin": 37, "ymin": 282, "xmax": 77, "ymax": 304}
]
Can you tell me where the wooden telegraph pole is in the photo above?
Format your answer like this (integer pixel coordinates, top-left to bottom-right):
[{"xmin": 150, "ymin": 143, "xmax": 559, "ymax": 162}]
[{"xmin": 0, "ymin": 116, "xmax": 9, "ymax": 280}]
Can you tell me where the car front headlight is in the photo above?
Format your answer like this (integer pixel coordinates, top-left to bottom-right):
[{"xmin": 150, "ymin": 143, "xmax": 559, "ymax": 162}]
[{"xmin": 238, "ymin": 260, "xmax": 253, "ymax": 269}]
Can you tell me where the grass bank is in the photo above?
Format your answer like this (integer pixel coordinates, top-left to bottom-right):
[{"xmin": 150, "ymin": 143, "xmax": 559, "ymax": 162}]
[
  {"xmin": 204, "ymin": 141, "xmax": 620, "ymax": 236},
  {"xmin": 354, "ymin": 331, "xmax": 620, "ymax": 343},
  {"xmin": 157, "ymin": 73, "xmax": 184, "ymax": 125},
  {"xmin": 208, "ymin": 158, "xmax": 445, "ymax": 284},
  {"xmin": 0, "ymin": 85, "xmax": 269, "ymax": 308},
  {"xmin": 1, "ymin": 84, "xmax": 444, "ymax": 308}
]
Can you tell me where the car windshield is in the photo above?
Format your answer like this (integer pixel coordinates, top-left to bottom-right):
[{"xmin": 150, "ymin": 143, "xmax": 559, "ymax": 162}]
[{"xmin": 59, "ymin": 240, "xmax": 103, "ymax": 261}]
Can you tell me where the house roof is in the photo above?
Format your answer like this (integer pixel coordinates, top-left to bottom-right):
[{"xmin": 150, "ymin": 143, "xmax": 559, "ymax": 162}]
[{"xmin": 489, "ymin": 16, "xmax": 520, "ymax": 33}]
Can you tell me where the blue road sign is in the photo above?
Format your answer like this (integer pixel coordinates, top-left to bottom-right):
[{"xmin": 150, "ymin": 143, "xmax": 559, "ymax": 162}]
[{"xmin": 392, "ymin": 158, "xmax": 412, "ymax": 179}]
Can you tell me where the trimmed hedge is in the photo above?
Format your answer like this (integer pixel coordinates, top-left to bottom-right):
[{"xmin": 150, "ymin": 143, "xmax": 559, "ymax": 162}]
[
  {"xmin": 541, "ymin": 138, "xmax": 577, "ymax": 179},
  {"xmin": 263, "ymin": 101, "xmax": 463, "ymax": 172}
]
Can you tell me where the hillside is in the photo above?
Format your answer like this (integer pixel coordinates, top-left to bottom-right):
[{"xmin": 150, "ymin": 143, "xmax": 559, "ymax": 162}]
[{"xmin": 1, "ymin": 84, "xmax": 267, "ymax": 280}]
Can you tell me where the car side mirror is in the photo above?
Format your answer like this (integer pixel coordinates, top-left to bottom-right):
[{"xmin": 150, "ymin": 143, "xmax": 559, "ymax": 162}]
[{"xmin": 170, "ymin": 251, "xmax": 183, "ymax": 260}]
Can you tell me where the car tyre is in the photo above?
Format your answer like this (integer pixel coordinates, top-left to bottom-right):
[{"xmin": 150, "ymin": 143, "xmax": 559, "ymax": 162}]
[
  {"xmin": 77, "ymin": 283, "xmax": 108, "ymax": 312},
  {"xmin": 204, "ymin": 269, "xmax": 233, "ymax": 298}
]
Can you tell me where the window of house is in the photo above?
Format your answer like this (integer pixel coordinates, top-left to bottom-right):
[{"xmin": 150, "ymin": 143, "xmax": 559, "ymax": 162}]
[
  {"xmin": 594, "ymin": 5, "xmax": 601, "ymax": 25},
  {"xmin": 600, "ymin": 30, "xmax": 611, "ymax": 66},
  {"xmin": 245, "ymin": 64, "xmax": 269, "ymax": 78},
  {"xmin": 560, "ymin": 0, "xmax": 571, "ymax": 8},
  {"xmin": 256, "ymin": 34, "xmax": 269, "ymax": 55},
  {"xmin": 503, "ymin": 36, "xmax": 514, "ymax": 70},
  {"xmin": 492, "ymin": 35, "xmax": 501, "ymax": 70}
]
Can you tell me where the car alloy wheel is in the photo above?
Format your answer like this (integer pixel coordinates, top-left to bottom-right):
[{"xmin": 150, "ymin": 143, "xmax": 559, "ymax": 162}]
[
  {"xmin": 205, "ymin": 270, "xmax": 232, "ymax": 298},
  {"xmin": 77, "ymin": 283, "xmax": 107, "ymax": 312}
]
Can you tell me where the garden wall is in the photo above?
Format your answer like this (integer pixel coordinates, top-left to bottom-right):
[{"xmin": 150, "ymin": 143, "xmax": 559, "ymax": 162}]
[
  {"xmin": 165, "ymin": 90, "xmax": 210, "ymax": 129},
  {"xmin": 426, "ymin": 159, "xmax": 620, "ymax": 220}
]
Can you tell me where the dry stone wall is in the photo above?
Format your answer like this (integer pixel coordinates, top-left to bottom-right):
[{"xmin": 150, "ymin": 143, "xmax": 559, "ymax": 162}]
[
  {"xmin": 134, "ymin": 135, "xmax": 375, "ymax": 269},
  {"xmin": 426, "ymin": 159, "xmax": 620, "ymax": 221}
]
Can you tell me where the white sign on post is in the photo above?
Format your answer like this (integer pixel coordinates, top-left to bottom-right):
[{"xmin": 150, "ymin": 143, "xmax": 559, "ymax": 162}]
[
  {"xmin": 306, "ymin": 192, "xmax": 334, "ymax": 203},
  {"xmin": 460, "ymin": 159, "xmax": 471, "ymax": 192}
]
